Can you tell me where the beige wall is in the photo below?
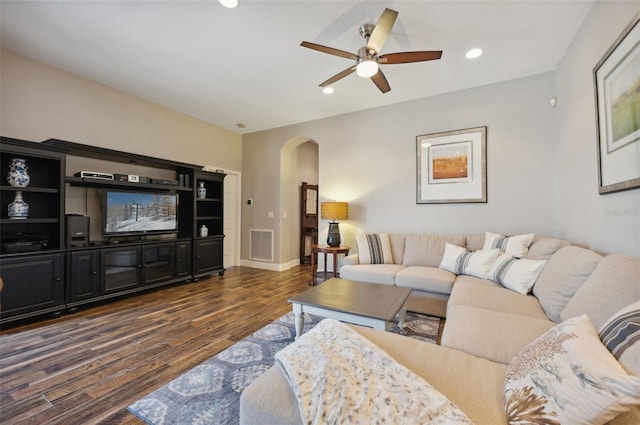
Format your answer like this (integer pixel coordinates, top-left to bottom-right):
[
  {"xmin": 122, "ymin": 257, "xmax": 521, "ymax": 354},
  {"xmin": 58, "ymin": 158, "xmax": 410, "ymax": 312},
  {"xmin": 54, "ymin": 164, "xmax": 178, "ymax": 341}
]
[
  {"xmin": 243, "ymin": 72, "xmax": 559, "ymax": 265},
  {"xmin": 553, "ymin": 0, "xmax": 640, "ymax": 257},
  {"xmin": 0, "ymin": 50, "xmax": 242, "ymax": 170}
]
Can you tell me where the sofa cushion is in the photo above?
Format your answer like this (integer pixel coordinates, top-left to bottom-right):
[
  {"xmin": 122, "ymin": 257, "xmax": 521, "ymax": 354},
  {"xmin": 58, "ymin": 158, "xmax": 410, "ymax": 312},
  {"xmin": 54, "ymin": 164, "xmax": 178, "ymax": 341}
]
[
  {"xmin": 487, "ymin": 253, "xmax": 547, "ymax": 295},
  {"xmin": 599, "ymin": 300, "xmax": 640, "ymax": 376},
  {"xmin": 389, "ymin": 233, "xmax": 406, "ymax": 265},
  {"xmin": 355, "ymin": 233, "xmax": 393, "ymax": 264},
  {"xmin": 448, "ymin": 277, "xmax": 549, "ymax": 320},
  {"xmin": 439, "ymin": 243, "xmax": 500, "ymax": 279},
  {"xmin": 465, "ymin": 233, "xmax": 486, "ymax": 251},
  {"xmin": 504, "ymin": 315, "xmax": 640, "ymax": 425},
  {"xmin": 441, "ymin": 305, "xmax": 555, "ymax": 364},
  {"xmin": 395, "ymin": 266, "xmax": 456, "ymax": 295},
  {"xmin": 533, "ymin": 245, "xmax": 602, "ymax": 322},
  {"xmin": 561, "ymin": 254, "xmax": 640, "ymax": 330},
  {"xmin": 483, "ymin": 231, "xmax": 535, "ymax": 258},
  {"xmin": 241, "ymin": 326, "xmax": 511, "ymax": 425},
  {"xmin": 525, "ymin": 237, "xmax": 571, "ymax": 260},
  {"xmin": 402, "ymin": 234, "xmax": 466, "ymax": 267},
  {"xmin": 338, "ymin": 264, "xmax": 405, "ymax": 286},
  {"xmin": 354, "ymin": 326, "xmax": 509, "ymax": 425}
]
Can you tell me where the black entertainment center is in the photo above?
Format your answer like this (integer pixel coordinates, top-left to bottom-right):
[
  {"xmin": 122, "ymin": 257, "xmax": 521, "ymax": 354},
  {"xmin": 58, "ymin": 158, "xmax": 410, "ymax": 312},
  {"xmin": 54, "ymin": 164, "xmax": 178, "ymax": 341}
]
[{"xmin": 0, "ymin": 137, "xmax": 225, "ymax": 324}]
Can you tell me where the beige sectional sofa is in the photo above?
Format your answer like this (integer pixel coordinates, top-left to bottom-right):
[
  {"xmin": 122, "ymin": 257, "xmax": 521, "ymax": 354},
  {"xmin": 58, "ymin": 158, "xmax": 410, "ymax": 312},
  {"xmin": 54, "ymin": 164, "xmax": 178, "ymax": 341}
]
[
  {"xmin": 240, "ymin": 233, "xmax": 640, "ymax": 425},
  {"xmin": 340, "ymin": 233, "xmax": 569, "ymax": 318}
]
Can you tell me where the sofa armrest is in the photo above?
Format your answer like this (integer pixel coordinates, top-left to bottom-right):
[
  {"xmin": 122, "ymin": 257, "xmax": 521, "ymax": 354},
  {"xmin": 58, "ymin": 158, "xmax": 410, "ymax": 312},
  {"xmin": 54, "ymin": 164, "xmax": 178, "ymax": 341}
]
[{"xmin": 343, "ymin": 254, "xmax": 359, "ymax": 265}]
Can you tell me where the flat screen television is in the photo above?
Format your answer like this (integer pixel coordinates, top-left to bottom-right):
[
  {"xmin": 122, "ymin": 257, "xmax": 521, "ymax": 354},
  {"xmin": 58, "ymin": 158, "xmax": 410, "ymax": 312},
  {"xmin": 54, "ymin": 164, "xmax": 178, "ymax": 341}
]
[{"xmin": 103, "ymin": 190, "xmax": 178, "ymax": 237}]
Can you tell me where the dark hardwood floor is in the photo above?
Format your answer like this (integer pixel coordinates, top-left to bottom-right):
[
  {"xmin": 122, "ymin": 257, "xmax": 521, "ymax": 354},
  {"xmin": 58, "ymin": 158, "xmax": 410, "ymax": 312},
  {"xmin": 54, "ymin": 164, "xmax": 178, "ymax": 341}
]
[{"xmin": 0, "ymin": 266, "xmax": 314, "ymax": 424}]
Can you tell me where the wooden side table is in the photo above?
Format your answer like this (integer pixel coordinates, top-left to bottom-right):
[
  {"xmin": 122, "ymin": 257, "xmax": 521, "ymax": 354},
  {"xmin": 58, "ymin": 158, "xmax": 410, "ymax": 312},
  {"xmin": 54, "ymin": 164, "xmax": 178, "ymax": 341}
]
[{"xmin": 310, "ymin": 244, "xmax": 350, "ymax": 285}]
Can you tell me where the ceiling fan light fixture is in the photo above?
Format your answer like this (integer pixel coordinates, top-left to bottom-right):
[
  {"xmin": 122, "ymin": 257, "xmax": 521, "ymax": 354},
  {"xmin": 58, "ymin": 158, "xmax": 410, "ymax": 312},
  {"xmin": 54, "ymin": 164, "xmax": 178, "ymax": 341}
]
[
  {"xmin": 356, "ymin": 59, "xmax": 379, "ymax": 78},
  {"xmin": 322, "ymin": 87, "xmax": 335, "ymax": 94},
  {"xmin": 219, "ymin": 0, "xmax": 238, "ymax": 8}
]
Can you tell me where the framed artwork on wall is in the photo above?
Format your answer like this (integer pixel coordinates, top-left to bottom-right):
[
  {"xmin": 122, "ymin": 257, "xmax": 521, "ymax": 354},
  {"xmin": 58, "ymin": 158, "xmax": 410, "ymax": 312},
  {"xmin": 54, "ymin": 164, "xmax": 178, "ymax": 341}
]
[
  {"xmin": 416, "ymin": 126, "xmax": 487, "ymax": 204},
  {"xmin": 594, "ymin": 12, "xmax": 640, "ymax": 194}
]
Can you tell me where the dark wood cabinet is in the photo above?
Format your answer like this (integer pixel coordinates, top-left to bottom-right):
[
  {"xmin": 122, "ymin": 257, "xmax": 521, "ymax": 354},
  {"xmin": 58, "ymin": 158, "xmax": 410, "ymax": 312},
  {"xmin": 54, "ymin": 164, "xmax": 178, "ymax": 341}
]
[
  {"xmin": 1, "ymin": 137, "xmax": 65, "ymax": 253},
  {"xmin": 0, "ymin": 138, "xmax": 226, "ymax": 325},
  {"xmin": 67, "ymin": 250, "xmax": 100, "ymax": 304},
  {"xmin": 195, "ymin": 237, "xmax": 224, "ymax": 278},
  {"xmin": 142, "ymin": 243, "xmax": 175, "ymax": 286},
  {"xmin": 175, "ymin": 240, "xmax": 192, "ymax": 279},
  {"xmin": 194, "ymin": 171, "xmax": 225, "ymax": 277},
  {"xmin": 0, "ymin": 253, "xmax": 65, "ymax": 322}
]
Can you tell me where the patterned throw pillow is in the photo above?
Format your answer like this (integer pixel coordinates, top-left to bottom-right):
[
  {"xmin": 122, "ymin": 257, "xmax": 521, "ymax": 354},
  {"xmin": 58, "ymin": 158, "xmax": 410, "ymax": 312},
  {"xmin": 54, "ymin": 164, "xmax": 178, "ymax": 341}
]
[
  {"xmin": 487, "ymin": 253, "xmax": 546, "ymax": 295},
  {"xmin": 355, "ymin": 233, "xmax": 393, "ymax": 265},
  {"xmin": 504, "ymin": 315, "xmax": 640, "ymax": 425},
  {"xmin": 439, "ymin": 243, "xmax": 500, "ymax": 279},
  {"xmin": 483, "ymin": 231, "xmax": 535, "ymax": 258},
  {"xmin": 599, "ymin": 300, "xmax": 640, "ymax": 376}
]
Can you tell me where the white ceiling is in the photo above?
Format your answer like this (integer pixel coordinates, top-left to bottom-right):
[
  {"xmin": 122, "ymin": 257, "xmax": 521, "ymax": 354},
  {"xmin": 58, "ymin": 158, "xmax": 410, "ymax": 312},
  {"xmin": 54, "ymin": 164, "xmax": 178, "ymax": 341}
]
[{"xmin": 0, "ymin": 0, "xmax": 594, "ymax": 135}]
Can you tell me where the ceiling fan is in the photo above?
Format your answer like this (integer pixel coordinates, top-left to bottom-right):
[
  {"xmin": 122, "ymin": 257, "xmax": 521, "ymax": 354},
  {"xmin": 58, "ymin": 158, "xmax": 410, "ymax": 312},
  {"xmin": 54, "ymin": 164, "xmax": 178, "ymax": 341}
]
[{"xmin": 300, "ymin": 8, "xmax": 442, "ymax": 93}]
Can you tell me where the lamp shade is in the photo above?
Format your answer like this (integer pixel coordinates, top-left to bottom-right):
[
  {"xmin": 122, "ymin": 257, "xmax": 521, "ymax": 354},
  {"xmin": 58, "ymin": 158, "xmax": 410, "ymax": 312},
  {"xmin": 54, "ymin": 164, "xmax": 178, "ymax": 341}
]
[{"xmin": 321, "ymin": 201, "xmax": 348, "ymax": 221}]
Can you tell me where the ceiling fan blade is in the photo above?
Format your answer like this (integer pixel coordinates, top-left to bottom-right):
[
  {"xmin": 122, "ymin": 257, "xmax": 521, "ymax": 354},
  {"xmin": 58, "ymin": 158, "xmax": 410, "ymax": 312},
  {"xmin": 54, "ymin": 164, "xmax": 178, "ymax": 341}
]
[
  {"xmin": 367, "ymin": 8, "xmax": 398, "ymax": 54},
  {"xmin": 300, "ymin": 41, "xmax": 358, "ymax": 60},
  {"xmin": 319, "ymin": 66, "xmax": 356, "ymax": 87},
  {"xmin": 371, "ymin": 69, "xmax": 391, "ymax": 93},
  {"xmin": 379, "ymin": 51, "xmax": 443, "ymax": 64}
]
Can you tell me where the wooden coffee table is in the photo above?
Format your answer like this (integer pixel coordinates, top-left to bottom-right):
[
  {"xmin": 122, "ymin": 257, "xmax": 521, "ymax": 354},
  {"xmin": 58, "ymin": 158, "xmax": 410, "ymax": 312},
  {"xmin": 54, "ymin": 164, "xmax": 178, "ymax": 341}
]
[{"xmin": 288, "ymin": 278, "xmax": 412, "ymax": 338}]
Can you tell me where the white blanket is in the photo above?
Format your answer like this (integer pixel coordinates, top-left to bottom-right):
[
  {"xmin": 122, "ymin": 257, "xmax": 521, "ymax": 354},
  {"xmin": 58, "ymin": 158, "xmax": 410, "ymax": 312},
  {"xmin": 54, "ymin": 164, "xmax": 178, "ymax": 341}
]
[{"xmin": 275, "ymin": 319, "xmax": 474, "ymax": 425}]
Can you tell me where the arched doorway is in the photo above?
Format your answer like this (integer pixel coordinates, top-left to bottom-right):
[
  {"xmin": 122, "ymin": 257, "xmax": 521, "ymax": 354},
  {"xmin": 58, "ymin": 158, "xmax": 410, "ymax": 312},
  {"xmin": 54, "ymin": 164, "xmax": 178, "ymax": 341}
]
[{"xmin": 280, "ymin": 137, "xmax": 318, "ymax": 268}]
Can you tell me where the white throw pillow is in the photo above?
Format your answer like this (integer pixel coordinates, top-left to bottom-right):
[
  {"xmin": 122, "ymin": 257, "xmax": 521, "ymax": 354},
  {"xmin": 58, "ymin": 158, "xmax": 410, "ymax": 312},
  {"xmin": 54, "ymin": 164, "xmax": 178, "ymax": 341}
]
[
  {"xmin": 504, "ymin": 315, "xmax": 640, "ymax": 425},
  {"xmin": 355, "ymin": 233, "xmax": 393, "ymax": 265},
  {"xmin": 439, "ymin": 243, "xmax": 500, "ymax": 279},
  {"xmin": 487, "ymin": 253, "xmax": 546, "ymax": 295},
  {"xmin": 599, "ymin": 300, "xmax": 640, "ymax": 376},
  {"xmin": 483, "ymin": 231, "xmax": 535, "ymax": 258}
]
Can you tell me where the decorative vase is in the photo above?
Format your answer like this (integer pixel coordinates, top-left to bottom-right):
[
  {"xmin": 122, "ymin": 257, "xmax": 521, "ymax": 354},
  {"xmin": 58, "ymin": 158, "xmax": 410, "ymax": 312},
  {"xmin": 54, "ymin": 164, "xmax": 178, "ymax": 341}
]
[
  {"xmin": 7, "ymin": 158, "xmax": 30, "ymax": 187},
  {"xmin": 8, "ymin": 191, "xmax": 29, "ymax": 219},
  {"xmin": 200, "ymin": 225, "xmax": 208, "ymax": 237},
  {"xmin": 197, "ymin": 182, "xmax": 207, "ymax": 199}
]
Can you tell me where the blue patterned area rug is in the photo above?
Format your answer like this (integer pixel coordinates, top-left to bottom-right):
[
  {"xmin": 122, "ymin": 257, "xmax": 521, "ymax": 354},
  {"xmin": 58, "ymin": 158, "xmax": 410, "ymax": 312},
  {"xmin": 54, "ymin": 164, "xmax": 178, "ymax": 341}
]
[{"xmin": 128, "ymin": 311, "xmax": 440, "ymax": 425}]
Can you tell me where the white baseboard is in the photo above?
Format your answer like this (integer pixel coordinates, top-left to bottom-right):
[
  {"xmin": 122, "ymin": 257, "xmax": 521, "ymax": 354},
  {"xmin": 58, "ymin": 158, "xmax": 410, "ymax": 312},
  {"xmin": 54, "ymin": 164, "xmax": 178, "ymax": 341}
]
[{"xmin": 239, "ymin": 258, "xmax": 302, "ymax": 272}]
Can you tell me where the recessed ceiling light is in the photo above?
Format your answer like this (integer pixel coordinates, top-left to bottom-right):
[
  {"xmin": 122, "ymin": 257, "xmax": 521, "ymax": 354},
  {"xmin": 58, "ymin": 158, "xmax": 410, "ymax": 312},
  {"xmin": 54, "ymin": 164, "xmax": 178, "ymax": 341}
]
[
  {"xmin": 219, "ymin": 0, "xmax": 238, "ymax": 8},
  {"xmin": 465, "ymin": 48, "xmax": 483, "ymax": 59},
  {"xmin": 236, "ymin": 123, "xmax": 246, "ymax": 128},
  {"xmin": 323, "ymin": 87, "xmax": 335, "ymax": 94}
]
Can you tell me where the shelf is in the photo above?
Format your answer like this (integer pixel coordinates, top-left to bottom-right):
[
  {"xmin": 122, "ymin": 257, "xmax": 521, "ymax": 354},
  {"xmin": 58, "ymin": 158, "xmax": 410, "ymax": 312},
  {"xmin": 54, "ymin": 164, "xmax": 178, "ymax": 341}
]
[
  {"xmin": 196, "ymin": 198, "xmax": 222, "ymax": 202},
  {"xmin": 1, "ymin": 185, "xmax": 59, "ymax": 194},
  {"xmin": 66, "ymin": 176, "xmax": 191, "ymax": 192},
  {"xmin": 1, "ymin": 218, "xmax": 60, "ymax": 224},
  {"xmin": 196, "ymin": 216, "xmax": 222, "ymax": 220}
]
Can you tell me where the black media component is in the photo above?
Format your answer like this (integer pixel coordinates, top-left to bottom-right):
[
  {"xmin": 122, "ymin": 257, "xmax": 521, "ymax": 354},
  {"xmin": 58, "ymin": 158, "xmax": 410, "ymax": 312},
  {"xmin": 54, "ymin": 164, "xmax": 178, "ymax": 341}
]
[{"xmin": 66, "ymin": 215, "xmax": 90, "ymax": 247}]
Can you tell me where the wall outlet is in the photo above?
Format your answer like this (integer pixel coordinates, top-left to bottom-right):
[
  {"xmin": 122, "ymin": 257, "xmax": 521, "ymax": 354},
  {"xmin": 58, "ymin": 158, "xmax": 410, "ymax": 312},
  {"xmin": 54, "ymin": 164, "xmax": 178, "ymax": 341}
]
[{"xmin": 268, "ymin": 211, "xmax": 274, "ymax": 218}]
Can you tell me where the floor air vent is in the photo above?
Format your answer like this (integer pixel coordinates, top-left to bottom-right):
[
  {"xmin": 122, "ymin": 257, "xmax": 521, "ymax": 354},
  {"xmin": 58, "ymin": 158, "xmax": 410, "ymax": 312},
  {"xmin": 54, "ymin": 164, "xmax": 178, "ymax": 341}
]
[{"xmin": 249, "ymin": 229, "xmax": 274, "ymax": 262}]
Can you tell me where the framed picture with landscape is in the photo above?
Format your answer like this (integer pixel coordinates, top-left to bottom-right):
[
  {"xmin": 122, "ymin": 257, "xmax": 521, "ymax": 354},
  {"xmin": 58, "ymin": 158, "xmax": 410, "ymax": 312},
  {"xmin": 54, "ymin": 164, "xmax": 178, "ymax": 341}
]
[
  {"xmin": 416, "ymin": 126, "xmax": 487, "ymax": 204},
  {"xmin": 594, "ymin": 13, "xmax": 640, "ymax": 194}
]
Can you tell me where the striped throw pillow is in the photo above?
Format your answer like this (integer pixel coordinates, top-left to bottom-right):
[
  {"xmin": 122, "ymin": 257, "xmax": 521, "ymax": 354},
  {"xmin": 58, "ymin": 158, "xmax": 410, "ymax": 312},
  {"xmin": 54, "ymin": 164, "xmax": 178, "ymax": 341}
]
[
  {"xmin": 356, "ymin": 233, "xmax": 393, "ymax": 265},
  {"xmin": 439, "ymin": 242, "xmax": 500, "ymax": 279},
  {"xmin": 483, "ymin": 231, "xmax": 535, "ymax": 258},
  {"xmin": 599, "ymin": 300, "xmax": 640, "ymax": 376},
  {"xmin": 487, "ymin": 253, "xmax": 546, "ymax": 295}
]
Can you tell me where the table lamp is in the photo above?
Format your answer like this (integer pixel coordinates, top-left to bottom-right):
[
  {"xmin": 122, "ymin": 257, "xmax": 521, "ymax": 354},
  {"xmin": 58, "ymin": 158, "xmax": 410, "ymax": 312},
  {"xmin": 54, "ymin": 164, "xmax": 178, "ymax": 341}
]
[{"xmin": 321, "ymin": 201, "xmax": 348, "ymax": 247}]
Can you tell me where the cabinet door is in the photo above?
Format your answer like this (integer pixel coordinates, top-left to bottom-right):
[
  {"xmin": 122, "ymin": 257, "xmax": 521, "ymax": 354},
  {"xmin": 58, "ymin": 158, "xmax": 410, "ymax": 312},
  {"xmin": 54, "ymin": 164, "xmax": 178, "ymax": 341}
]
[
  {"xmin": 0, "ymin": 253, "xmax": 64, "ymax": 322},
  {"xmin": 195, "ymin": 237, "xmax": 223, "ymax": 275},
  {"xmin": 68, "ymin": 250, "xmax": 100, "ymax": 302},
  {"xmin": 142, "ymin": 243, "xmax": 175, "ymax": 285},
  {"xmin": 175, "ymin": 241, "xmax": 192, "ymax": 278},
  {"xmin": 101, "ymin": 247, "xmax": 141, "ymax": 293}
]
